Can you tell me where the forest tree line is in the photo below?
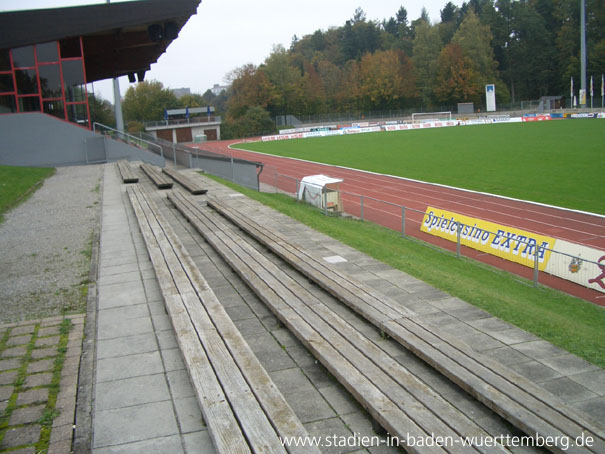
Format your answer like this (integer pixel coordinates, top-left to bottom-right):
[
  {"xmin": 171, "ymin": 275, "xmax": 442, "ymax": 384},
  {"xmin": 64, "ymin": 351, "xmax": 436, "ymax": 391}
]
[{"xmin": 116, "ymin": 0, "xmax": 605, "ymax": 138}]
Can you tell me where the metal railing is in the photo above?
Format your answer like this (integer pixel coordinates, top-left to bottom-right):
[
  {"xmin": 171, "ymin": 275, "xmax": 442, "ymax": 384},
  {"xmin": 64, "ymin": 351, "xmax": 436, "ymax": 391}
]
[
  {"xmin": 144, "ymin": 116, "xmax": 221, "ymax": 128},
  {"xmin": 93, "ymin": 123, "xmax": 164, "ymax": 158},
  {"xmin": 260, "ymin": 166, "xmax": 602, "ymax": 293}
]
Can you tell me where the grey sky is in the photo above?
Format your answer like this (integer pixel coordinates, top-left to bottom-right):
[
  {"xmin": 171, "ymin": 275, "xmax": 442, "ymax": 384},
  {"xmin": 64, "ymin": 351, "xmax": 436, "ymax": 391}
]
[{"xmin": 2, "ymin": 0, "xmax": 464, "ymax": 100}]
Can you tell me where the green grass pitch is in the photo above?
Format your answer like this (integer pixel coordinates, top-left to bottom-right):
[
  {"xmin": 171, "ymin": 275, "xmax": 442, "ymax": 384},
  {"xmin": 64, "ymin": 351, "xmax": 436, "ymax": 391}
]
[{"xmin": 237, "ymin": 120, "xmax": 605, "ymax": 214}]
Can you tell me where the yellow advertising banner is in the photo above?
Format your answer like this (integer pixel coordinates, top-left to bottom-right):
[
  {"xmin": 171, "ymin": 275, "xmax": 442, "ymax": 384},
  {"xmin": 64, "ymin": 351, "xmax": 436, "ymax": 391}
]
[{"xmin": 420, "ymin": 207, "xmax": 556, "ymax": 271}]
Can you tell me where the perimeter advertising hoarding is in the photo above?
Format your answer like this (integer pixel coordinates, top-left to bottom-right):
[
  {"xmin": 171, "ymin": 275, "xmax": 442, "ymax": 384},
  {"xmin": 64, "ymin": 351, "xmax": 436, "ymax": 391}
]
[
  {"xmin": 421, "ymin": 206, "xmax": 555, "ymax": 271},
  {"xmin": 545, "ymin": 240, "xmax": 605, "ymax": 294},
  {"xmin": 420, "ymin": 206, "xmax": 605, "ymax": 293}
]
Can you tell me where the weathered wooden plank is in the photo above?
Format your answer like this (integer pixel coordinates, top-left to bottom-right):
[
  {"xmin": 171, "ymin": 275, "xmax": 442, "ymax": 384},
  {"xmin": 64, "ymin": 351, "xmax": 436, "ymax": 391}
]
[
  {"xmin": 206, "ymin": 196, "xmax": 605, "ymax": 454},
  {"xmin": 207, "ymin": 199, "xmax": 412, "ymax": 323},
  {"xmin": 162, "ymin": 214, "xmax": 318, "ymax": 454},
  {"xmin": 132, "ymin": 187, "xmax": 320, "ymax": 454},
  {"xmin": 117, "ymin": 160, "xmax": 138, "ymax": 183},
  {"xmin": 169, "ymin": 194, "xmax": 506, "ymax": 454},
  {"xmin": 140, "ymin": 163, "xmax": 173, "ymax": 189},
  {"xmin": 386, "ymin": 317, "xmax": 605, "ymax": 454},
  {"xmin": 126, "ymin": 187, "xmax": 250, "ymax": 454},
  {"xmin": 162, "ymin": 167, "xmax": 207, "ymax": 195},
  {"xmin": 135, "ymin": 189, "xmax": 287, "ymax": 454}
]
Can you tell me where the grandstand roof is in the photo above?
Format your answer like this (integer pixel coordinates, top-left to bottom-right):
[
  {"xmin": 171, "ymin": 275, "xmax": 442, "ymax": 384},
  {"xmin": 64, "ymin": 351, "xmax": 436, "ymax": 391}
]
[{"xmin": 0, "ymin": 0, "xmax": 201, "ymax": 82}]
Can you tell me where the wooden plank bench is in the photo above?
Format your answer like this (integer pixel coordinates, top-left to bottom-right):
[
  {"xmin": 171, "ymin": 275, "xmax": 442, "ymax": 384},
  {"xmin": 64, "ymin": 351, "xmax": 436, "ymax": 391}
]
[
  {"xmin": 168, "ymin": 190, "xmax": 514, "ymax": 454},
  {"xmin": 205, "ymin": 197, "xmax": 605, "ymax": 454},
  {"xmin": 126, "ymin": 186, "xmax": 317, "ymax": 454},
  {"xmin": 140, "ymin": 163, "xmax": 173, "ymax": 189},
  {"xmin": 116, "ymin": 160, "xmax": 138, "ymax": 184},
  {"xmin": 162, "ymin": 167, "xmax": 207, "ymax": 195}
]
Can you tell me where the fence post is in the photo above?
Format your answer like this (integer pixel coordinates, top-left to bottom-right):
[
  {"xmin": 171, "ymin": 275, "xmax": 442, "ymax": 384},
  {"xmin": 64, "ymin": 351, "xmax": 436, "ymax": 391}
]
[
  {"xmin": 533, "ymin": 245, "xmax": 540, "ymax": 287},
  {"xmin": 274, "ymin": 172, "xmax": 278, "ymax": 193},
  {"xmin": 401, "ymin": 206, "xmax": 406, "ymax": 237},
  {"xmin": 188, "ymin": 152, "xmax": 193, "ymax": 168},
  {"xmin": 324, "ymin": 191, "xmax": 328, "ymax": 216},
  {"xmin": 230, "ymin": 156, "xmax": 234, "ymax": 182},
  {"xmin": 360, "ymin": 196, "xmax": 364, "ymax": 221},
  {"xmin": 172, "ymin": 143, "xmax": 176, "ymax": 167},
  {"xmin": 457, "ymin": 223, "xmax": 462, "ymax": 258},
  {"xmin": 295, "ymin": 179, "xmax": 300, "ymax": 197}
]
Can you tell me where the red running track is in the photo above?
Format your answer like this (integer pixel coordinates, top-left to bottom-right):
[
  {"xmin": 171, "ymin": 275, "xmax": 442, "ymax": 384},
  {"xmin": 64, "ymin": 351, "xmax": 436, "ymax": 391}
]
[{"xmin": 193, "ymin": 139, "xmax": 605, "ymax": 305}]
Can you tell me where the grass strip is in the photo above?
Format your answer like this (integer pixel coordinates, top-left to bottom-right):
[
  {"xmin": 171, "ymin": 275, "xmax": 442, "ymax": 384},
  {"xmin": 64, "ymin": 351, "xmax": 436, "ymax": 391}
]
[
  {"xmin": 0, "ymin": 165, "xmax": 55, "ymax": 224},
  {"xmin": 205, "ymin": 174, "xmax": 605, "ymax": 368}
]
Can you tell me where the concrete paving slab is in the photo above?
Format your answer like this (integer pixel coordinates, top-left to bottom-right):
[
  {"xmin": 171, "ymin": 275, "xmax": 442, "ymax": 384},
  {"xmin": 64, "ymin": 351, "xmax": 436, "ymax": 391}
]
[
  {"xmin": 95, "ymin": 350, "xmax": 164, "ymax": 383},
  {"xmin": 93, "ymin": 401, "xmax": 179, "ymax": 448},
  {"xmin": 94, "ymin": 374, "xmax": 171, "ymax": 411},
  {"xmin": 96, "ymin": 333, "xmax": 158, "ymax": 359}
]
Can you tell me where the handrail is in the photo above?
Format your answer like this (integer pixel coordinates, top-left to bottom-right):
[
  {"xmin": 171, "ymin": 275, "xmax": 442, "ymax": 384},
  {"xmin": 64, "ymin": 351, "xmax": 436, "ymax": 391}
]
[{"xmin": 93, "ymin": 122, "xmax": 164, "ymax": 158}]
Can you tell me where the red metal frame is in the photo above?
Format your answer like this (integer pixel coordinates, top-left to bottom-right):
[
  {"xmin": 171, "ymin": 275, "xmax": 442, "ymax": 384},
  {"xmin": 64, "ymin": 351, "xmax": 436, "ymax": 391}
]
[{"xmin": 0, "ymin": 37, "xmax": 91, "ymax": 129}]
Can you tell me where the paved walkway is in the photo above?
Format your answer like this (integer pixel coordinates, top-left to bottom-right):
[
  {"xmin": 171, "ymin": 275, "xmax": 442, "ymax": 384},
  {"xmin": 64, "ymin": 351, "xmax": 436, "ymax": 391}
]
[
  {"xmin": 86, "ymin": 163, "xmax": 604, "ymax": 453},
  {"xmin": 90, "ymin": 164, "xmax": 213, "ymax": 453}
]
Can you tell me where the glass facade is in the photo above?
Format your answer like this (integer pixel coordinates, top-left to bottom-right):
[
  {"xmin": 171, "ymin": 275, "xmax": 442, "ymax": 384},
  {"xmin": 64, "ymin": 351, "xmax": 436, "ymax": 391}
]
[{"xmin": 0, "ymin": 38, "xmax": 91, "ymax": 129}]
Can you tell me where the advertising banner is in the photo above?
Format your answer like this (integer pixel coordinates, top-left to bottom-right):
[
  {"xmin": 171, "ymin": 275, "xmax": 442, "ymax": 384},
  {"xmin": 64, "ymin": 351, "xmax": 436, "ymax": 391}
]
[
  {"xmin": 420, "ymin": 207, "xmax": 556, "ymax": 270},
  {"xmin": 545, "ymin": 240, "xmax": 605, "ymax": 294}
]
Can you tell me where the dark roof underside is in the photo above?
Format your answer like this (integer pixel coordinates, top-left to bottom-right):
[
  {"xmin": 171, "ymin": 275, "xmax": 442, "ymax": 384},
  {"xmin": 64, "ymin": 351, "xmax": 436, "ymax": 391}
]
[{"xmin": 0, "ymin": 0, "xmax": 201, "ymax": 82}]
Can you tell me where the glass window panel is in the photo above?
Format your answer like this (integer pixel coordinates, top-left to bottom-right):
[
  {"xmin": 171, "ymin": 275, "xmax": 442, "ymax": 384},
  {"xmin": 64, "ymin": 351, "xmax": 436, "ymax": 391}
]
[
  {"xmin": 59, "ymin": 38, "xmax": 81, "ymax": 58},
  {"xmin": 0, "ymin": 50, "xmax": 11, "ymax": 71},
  {"xmin": 12, "ymin": 46, "xmax": 35, "ymax": 68},
  {"xmin": 39, "ymin": 64, "xmax": 62, "ymax": 98},
  {"xmin": 36, "ymin": 42, "xmax": 59, "ymax": 63},
  {"xmin": 62, "ymin": 60, "xmax": 85, "ymax": 102},
  {"xmin": 18, "ymin": 96, "xmax": 41, "ymax": 112},
  {"xmin": 0, "ymin": 94, "xmax": 17, "ymax": 113},
  {"xmin": 66, "ymin": 102, "xmax": 88, "ymax": 126},
  {"xmin": 15, "ymin": 69, "xmax": 38, "ymax": 95},
  {"xmin": 43, "ymin": 99, "xmax": 65, "ymax": 120},
  {"xmin": 0, "ymin": 74, "xmax": 14, "ymax": 93}
]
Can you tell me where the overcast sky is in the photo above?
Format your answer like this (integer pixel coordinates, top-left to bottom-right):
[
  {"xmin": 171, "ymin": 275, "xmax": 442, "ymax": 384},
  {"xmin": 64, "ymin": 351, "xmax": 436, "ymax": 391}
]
[{"xmin": 2, "ymin": 0, "xmax": 464, "ymax": 101}]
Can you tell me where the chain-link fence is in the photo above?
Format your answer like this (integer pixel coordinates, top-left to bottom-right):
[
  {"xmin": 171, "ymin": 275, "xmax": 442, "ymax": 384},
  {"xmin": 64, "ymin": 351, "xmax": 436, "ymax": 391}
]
[{"xmin": 260, "ymin": 166, "xmax": 604, "ymax": 295}]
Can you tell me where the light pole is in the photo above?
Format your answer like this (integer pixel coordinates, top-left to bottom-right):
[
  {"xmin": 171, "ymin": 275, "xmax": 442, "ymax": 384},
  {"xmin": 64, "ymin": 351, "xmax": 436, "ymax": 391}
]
[
  {"xmin": 107, "ymin": 0, "xmax": 125, "ymax": 131},
  {"xmin": 580, "ymin": 0, "xmax": 587, "ymax": 108}
]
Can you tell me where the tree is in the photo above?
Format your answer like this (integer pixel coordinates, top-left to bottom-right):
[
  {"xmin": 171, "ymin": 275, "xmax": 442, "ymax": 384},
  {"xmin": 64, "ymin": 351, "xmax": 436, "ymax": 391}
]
[
  {"xmin": 226, "ymin": 64, "xmax": 276, "ymax": 118},
  {"xmin": 122, "ymin": 80, "xmax": 179, "ymax": 123},
  {"xmin": 262, "ymin": 45, "xmax": 306, "ymax": 116},
  {"xmin": 356, "ymin": 49, "xmax": 416, "ymax": 110},
  {"xmin": 434, "ymin": 43, "xmax": 482, "ymax": 105},
  {"xmin": 452, "ymin": 10, "xmax": 499, "ymax": 84},
  {"xmin": 88, "ymin": 93, "xmax": 114, "ymax": 128},
  {"xmin": 222, "ymin": 106, "xmax": 275, "ymax": 139},
  {"xmin": 413, "ymin": 21, "xmax": 443, "ymax": 106}
]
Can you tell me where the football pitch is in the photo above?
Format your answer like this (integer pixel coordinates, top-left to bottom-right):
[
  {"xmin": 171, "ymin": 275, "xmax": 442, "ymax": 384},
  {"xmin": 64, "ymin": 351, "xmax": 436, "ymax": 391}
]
[{"xmin": 237, "ymin": 120, "xmax": 604, "ymax": 214}]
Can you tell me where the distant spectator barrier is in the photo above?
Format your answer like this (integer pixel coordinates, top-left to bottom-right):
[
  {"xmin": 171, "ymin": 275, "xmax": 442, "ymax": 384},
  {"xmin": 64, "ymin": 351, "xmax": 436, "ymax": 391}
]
[{"xmin": 260, "ymin": 166, "xmax": 605, "ymax": 296}]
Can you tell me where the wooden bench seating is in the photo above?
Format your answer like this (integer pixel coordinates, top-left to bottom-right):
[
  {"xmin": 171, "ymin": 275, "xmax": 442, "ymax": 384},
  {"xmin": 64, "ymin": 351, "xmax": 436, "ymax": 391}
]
[
  {"xmin": 162, "ymin": 167, "xmax": 207, "ymax": 195},
  {"xmin": 126, "ymin": 186, "xmax": 316, "ymax": 454},
  {"xmin": 116, "ymin": 160, "xmax": 138, "ymax": 184},
  {"xmin": 140, "ymin": 163, "xmax": 173, "ymax": 189},
  {"xmin": 204, "ymin": 197, "xmax": 605, "ymax": 454},
  {"xmin": 168, "ymin": 190, "xmax": 514, "ymax": 454}
]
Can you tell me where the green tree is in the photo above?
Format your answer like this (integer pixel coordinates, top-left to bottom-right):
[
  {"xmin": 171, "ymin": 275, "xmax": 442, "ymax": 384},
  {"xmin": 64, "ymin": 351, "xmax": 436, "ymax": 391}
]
[
  {"xmin": 122, "ymin": 80, "xmax": 179, "ymax": 123},
  {"xmin": 412, "ymin": 21, "xmax": 443, "ymax": 106},
  {"xmin": 222, "ymin": 106, "xmax": 275, "ymax": 139},
  {"xmin": 356, "ymin": 49, "xmax": 416, "ymax": 110},
  {"xmin": 88, "ymin": 93, "xmax": 115, "ymax": 128},
  {"xmin": 452, "ymin": 10, "xmax": 499, "ymax": 83}
]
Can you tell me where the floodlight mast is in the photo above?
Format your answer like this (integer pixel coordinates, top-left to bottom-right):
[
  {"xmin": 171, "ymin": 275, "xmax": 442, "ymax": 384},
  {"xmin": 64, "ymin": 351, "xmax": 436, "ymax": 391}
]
[
  {"xmin": 580, "ymin": 0, "xmax": 587, "ymax": 108},
  {"xmin": 107, "ymin": 0, "xmax": 125, "ymax": 132}
]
